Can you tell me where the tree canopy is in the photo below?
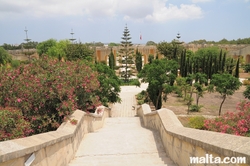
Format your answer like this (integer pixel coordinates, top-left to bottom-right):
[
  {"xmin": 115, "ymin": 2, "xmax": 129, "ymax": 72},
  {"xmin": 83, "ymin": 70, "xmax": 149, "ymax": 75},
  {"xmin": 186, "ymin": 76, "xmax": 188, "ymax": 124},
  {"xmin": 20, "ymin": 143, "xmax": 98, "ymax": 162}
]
[
  {"xmin": 157, "ymin": 41, "xmax": 184, "ymax": 60},
  {"xmin": 138, "ymin": 59, "xmax": 178, "ymax": 109},
  {"xmin": 209, "ymin": 73, "xmax": 242, "ymax": 116},
  {"xmin": 0, "ymin": 47, "xmax": 12, "ymax": 66}
]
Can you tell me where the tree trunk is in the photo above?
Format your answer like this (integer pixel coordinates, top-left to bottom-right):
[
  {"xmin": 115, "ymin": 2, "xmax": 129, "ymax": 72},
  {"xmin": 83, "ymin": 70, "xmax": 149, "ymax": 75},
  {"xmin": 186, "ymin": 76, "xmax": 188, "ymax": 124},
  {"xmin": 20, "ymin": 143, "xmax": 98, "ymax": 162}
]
[
  {"xmin": 196, "ymin": 93, "xmax": 200, "ymax": 106},
  {"xmin": 219, "ymin": 95, "xmax": 226, "ymax": 116},
  {"xmin": 155, "ymin": 89, "xmax": 162, "ymax": 110}
]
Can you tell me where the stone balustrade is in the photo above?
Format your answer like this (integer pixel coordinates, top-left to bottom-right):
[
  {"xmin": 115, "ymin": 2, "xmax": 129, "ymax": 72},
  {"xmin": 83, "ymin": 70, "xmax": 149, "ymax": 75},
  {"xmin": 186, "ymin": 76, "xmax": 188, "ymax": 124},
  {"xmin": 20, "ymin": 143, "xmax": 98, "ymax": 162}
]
[
  {"xmin": 0, "ymin": 107, "xmax": 111, "ymax": 166},
  {"xmin": 137, "ymin": 104, "xmax": 250, "ymax": 166}
]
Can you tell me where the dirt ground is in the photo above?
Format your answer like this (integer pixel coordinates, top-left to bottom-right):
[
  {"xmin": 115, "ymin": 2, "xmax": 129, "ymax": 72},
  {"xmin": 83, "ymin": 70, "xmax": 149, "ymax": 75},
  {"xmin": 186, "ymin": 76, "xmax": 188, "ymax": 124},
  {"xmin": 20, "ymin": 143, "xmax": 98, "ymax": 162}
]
[
  {"xmin": 162, "ymin": 73, "xmax": 250, "ymax": 126},
  {"xmin": 162, "ymin": 85, "xmax": 246, "ymax": 116}
]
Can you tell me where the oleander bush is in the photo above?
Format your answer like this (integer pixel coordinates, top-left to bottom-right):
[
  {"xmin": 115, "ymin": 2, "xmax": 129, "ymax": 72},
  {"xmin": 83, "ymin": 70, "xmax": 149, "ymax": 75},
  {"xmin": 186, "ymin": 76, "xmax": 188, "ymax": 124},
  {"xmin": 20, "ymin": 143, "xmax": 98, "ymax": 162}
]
[
  {"xmin": 0, "ymin": 107, "xmax": 32, "ymax": 141},
  {"xmin": 204, "ymin": 100, "xmax": 250, "ymax": 137},
  {"xmin": 0, "ymin": 57, "xmax": 100, "ymax": 138}
]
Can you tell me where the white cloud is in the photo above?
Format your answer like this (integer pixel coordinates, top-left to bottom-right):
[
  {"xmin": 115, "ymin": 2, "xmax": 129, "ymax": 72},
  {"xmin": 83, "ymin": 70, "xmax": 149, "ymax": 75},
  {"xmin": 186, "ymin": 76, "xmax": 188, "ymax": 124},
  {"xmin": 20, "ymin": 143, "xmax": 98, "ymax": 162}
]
[
  {"xmin": 191, "ymin": 0, "xmax": 212, "ymax": 3},
  {"xmin": 144, "ymin": 2, "xmax": 203, "ymax": 22},
  {"xmin": 0, "ymin": 0, "xmax": 203, "ymax": 22}
]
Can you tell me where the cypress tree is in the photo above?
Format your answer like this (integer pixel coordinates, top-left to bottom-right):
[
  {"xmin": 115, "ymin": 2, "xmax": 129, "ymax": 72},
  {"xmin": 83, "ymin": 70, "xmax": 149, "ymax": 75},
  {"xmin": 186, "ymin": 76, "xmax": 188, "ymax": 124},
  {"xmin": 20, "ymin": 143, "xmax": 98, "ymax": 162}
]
[
  {"xmin": 135, "ymin": 48, "xmax": 142, "ymax": 72},
  {"xmin": 218, "ymin": 49, "xmax": 222, "ymax": 72},
  {"xmin": 186, "ymin": 56, "xmax": 190, "ymax": 76},
  {"xmin": 208, "ymin": 55, "xmax": 213, "ymax": 79},
  {"xmin": 108, "ymin": 48, "xmax": 115, "ymax": 70},
  {"xmin": 235, "ymin": 57, "xmax": 240, "ymax": 78},
  {"xmin": 222, "ymin": 52, "xmax": 226, "ymax": 73},
  {"xmin": 229, "ymin": 58, "xmax": 234, "ymax": 74}
]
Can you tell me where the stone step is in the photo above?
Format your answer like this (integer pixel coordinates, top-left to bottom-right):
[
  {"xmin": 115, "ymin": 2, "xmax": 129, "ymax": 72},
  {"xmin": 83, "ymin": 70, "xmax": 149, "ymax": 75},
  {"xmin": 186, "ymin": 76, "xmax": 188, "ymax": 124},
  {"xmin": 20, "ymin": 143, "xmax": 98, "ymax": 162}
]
[
  {"xmin": 69, "ymin": 153, "xmax": 176, "ymax": 166},
  {"xmin": 68, "ymin": 117, "xmax": 176, "ymax": 166}
]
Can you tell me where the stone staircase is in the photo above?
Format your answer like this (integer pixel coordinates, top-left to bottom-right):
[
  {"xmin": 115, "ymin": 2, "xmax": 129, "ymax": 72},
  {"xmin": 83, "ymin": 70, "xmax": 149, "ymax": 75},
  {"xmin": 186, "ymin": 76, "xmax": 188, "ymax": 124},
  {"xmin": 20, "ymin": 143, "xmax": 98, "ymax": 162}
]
[{"xmin": 68, "ymin": 117, "xmax": 176, "ymax": 166}]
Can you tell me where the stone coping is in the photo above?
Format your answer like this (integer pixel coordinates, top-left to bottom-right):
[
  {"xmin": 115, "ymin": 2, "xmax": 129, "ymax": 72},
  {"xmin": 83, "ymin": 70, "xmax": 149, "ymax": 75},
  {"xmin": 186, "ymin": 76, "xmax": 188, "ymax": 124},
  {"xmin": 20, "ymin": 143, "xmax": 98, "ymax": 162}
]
[
  {"xmin": 0, "ymin": 106, "xmax": 110, "ymax": 165},
  {"xmin": 138, "ymin": 104, "xmax": 250, "ymax": 164}
]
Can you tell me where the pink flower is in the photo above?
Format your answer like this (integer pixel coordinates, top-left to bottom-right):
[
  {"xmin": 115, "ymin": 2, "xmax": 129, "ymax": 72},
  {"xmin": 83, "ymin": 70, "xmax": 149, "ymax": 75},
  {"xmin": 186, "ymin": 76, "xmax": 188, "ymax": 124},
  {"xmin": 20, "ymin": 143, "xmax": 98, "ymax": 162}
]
[{"xmin": 17, "ymin": 98, "xmax": 22, "ymax": 103}]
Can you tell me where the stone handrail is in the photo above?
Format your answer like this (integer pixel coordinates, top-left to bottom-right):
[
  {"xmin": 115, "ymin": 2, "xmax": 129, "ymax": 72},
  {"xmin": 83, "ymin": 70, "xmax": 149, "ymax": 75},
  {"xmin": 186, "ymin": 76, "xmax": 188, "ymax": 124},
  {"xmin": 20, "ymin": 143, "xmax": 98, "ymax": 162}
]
[
  {"xmin": 137, "ymin": 104, "xmax": 250, "ymax": 166},
  {"xmin": 0, "ymin": 107, "xmax": 111, "ymax": 166}
]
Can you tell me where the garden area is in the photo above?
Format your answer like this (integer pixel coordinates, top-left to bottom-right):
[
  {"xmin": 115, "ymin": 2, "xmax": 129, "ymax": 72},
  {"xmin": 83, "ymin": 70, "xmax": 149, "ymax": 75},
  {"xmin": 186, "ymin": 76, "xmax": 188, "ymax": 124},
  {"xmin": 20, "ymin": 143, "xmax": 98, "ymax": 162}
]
[
  {"xmin": 0, "ymin": 41, "xmax": 122, "ymax": 142},
  {"xmin": 136, "ymin": 44, "xmax": 250, "ymax": 137}
]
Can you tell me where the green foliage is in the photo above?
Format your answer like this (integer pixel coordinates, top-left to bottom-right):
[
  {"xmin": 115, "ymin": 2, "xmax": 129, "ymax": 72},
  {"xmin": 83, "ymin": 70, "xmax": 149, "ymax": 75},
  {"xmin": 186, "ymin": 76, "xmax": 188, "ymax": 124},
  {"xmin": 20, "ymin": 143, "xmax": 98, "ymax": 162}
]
[
  {"xmin": 136, "ymin": 90, "xmax": 148, "ymax": 105},
  {"xmin": 0, "ymin": 47, "xmax": 12, "ymax": 66},
  {"xmin": 189, "ymin": 104, "xmax": 203, "ymax": 112},
  {"xmin": 1, "ymin": 42, "xmax": 38, "ymax": 50},
  {"xmin": 0, "ymin": 108, "xmax": 32, "ymax": 141},
  {"xmin": 119, "ymin": 25, "xmax": 133, "ymax": 82},
  {"xmin": 190, "ymin": 37, "xmax": 250, "ymax": 44},
  {"xmin": 108, "ymin": 48, "xmax": 115, "ymax": 70},
  {"xmin": 65, "ymin": 43, "xmax": 94, "ymax": 61},
  {"xmin": 1, "ymin": 43, "xmax": 21, "ymax": 50},
  {"xmin": 234, "ymin": 57, "xmax": 240, "ymax": 78},
  {"xmin": 243, "ymin": 86, "xmax": 250, "ymax": 100},
  {"xmin": 209, "ymin": 73, "xmax": 242, "ymax": 115},
  {"xmin": 108, "ymin": 42, "xmax": 119, "ymax": 47},
  {"xmin": 188, "ymin": 116, "xmax": 205, "ymax": 129},
  {"xmin": 120, "ymin": 79, "xmax": 140, "ymax": 86},
  {"xmin": 157, "ymin": 41, "xmax": 183, "ymax": 60},
  {"xmin": 162, "ymin": 84, "xmax": 174, "ymax": 101},
  {"xmin": 148, "ymin": 54, "xmax": 154, "ymax": 64},
  {"xmin": 243, "ymin": 64, "xmax": 250, "ymax": 72},
  {"xmin": 11, "ymin": 60, "xmax": 20, "ymax": 68},
  {"xmin": 94, "ymin": 63, "xmax": 121, "ymax": 106},
  {"xmin": 146, "ymin": 41, "xmax": 157, "ymax": 46},
  {"xmin": 36, "ymin": 39, "xmax": 57, "ymax": 56},
  {"xmin": 47, "ymin": 40, "xmax": 71, "ymax": 60},
  {"xmin": 135, "ymin": 48, "xmax": 142, "ymax": 72},
  {"xmin": 86, "ymin": 42, "xmax": 104, "ymax": 47},
  {"xmin": 138, "ymin": 59, "xmax": 178, "ymax": 109}
]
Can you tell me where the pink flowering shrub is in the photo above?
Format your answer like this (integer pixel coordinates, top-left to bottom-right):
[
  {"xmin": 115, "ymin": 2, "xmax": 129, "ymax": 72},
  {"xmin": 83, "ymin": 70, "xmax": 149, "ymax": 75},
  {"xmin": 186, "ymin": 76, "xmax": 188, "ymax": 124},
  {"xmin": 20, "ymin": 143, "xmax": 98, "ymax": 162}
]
[
  {"xmin": 0, "ymin": 107, "xmax": 33, "ymax": 141},
  {"xmin": 204, "ymin": 100, "xmax": 250, "ymax": 137},
  {"xmin": 0, "ymin": 57, "xmax": 100, "ymax": 137}
]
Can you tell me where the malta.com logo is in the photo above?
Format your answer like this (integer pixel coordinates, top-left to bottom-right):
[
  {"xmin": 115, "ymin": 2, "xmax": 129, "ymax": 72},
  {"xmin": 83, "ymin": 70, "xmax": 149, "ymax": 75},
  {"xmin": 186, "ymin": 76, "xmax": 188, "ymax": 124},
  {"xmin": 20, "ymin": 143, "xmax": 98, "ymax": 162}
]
[{"xmin": 190, "ymin": 154, "xmax": 246, "ymax": 164}]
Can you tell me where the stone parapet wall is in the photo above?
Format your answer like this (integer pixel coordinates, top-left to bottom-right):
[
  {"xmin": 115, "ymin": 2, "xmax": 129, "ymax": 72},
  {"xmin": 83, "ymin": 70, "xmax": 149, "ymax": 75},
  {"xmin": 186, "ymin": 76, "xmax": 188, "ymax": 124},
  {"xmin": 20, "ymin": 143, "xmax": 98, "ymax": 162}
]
[
  {"xmin": 0, "ymin": 108, "xmax": 111, "ymax": 166},
  {"xmin": 137, "ymin": 104, "xmax": 250, "ymax": 166}
]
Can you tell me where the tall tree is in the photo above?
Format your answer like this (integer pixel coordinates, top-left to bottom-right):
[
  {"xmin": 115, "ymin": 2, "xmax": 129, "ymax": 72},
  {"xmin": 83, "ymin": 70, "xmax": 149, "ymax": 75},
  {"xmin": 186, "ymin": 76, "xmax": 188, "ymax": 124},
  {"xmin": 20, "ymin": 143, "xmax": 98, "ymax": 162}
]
[
  {"xmin": 138, "ymin": 59, "xmax": 178, "ymax": 109},
  {"xmin": 65, "ymin": 43, "xmax": 94, "ymax": 61},
  {"xmin": 208, "ymin": 73, "xmax": 241, "ymax": 116},
  {"xmin": 157, "ymin": 41, "xmax": 183, "ymax": 60},
  {"xmin": 119, "ymin": 25, "xmax": 133, "ymax": 82},
  {"xmin": 234, "ymin": 57, "xmax": 240, "ymax": 78},
  {"xmin": 135, "ymin": 48, "xmax": 142, "ymax": 72},
  {"xmin": 94, "ymin": 63, "xmax": 121, "ymax": 106},
  {"xmin": 108, "ymin": 48, "xmax": 115, "ymax": 70}
]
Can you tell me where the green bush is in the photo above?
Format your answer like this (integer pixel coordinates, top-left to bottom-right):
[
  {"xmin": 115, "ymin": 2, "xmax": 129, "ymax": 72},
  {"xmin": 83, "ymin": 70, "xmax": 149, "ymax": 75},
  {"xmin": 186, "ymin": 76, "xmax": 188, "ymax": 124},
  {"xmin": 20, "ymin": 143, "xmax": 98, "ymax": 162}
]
[
  {"xmin": 137, "ymin": 100, "xmax": 144, "ymax": 105},
  {"xmin": 188, "ymin": 116, "xmax": 205, "ymax": 129},
  {"xmin": 120, "ymin": 79, "xmax": 140, "ymax": 86},
  {"xmin": 136, "ymin": 93, "xmax": 144, "ymax": 100},
  {"xmin": 174, "ymin": 86, "xmax": 183, "ymax": 97},
  {"xmin": 136, "ymin": 90, "xmax": 148, "ymax": 105},
  {"xmin": 189, "ymin": 104, "xmax": 203, "ymax": 112},
  {"xmin": 0, "ymin": 108, "xmax": 32, "ymax": 141},
  {"xmin": 243, "ymin": 64, "xmax": 250, "ymax": 72},
  {"xmin": 11, "ymin": 60, "xmax": 20, "ymax": 68}
]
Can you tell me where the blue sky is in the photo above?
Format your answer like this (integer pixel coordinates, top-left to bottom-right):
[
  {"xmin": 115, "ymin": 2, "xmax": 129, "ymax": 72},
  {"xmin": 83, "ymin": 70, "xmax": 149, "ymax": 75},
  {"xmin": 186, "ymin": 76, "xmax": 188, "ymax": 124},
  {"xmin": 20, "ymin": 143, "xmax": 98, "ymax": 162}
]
[{"xmin": 0, "ymin": 0, "xmax": 250, "ymax": 45}]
